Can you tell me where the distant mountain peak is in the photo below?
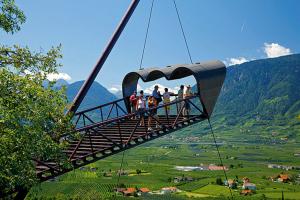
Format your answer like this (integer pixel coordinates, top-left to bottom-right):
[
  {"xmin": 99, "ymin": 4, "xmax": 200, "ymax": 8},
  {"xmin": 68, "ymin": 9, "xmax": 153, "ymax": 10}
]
[{"xmin": 66, "ymin": 80, "xmax": 117, "ymax": 111}]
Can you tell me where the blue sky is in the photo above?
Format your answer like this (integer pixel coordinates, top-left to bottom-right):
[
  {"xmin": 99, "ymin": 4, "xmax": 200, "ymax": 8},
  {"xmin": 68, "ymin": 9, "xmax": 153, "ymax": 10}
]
[{"xmin": 1, "ymin": 0, "xmax": 299, "ymax": 94}]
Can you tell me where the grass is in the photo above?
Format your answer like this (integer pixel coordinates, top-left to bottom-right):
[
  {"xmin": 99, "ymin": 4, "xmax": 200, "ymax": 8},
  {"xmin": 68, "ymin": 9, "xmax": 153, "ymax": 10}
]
[
  {"xmin": 26, "ymin": 124, "xmax": 300, "ymax": 199},
  {"xmin": 193, "ymin": 184, "xmax": 233, "ymax": 196}
]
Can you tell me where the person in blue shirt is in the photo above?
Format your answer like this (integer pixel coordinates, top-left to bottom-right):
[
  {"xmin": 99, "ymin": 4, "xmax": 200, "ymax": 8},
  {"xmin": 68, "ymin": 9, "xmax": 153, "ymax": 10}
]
[{"xmin": 152, "ymin": 85, "xmax": 162, "ymax": 104}]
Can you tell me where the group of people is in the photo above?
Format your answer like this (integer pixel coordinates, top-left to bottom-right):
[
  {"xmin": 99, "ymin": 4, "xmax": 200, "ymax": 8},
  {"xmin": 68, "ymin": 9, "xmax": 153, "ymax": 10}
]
[{"xmin": 129, "ymin": 84, "xmax": 193, "ymax": 131}]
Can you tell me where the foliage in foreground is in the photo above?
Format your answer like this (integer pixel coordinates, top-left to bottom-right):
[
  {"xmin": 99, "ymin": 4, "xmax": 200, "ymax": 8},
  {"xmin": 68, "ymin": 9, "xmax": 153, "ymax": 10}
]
[
  {"xmin": 0, "ymin": 0, "xmax": 25, "ymax": 34},
  {"xmin": 0, "ymin": 0, "xmax": 73, "ymax": 196}
]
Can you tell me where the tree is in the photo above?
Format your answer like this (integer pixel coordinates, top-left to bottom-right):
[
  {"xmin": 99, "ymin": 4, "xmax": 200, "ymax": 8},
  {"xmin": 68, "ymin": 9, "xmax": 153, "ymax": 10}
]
[
  {"xmin": 216, "ymin": 177, "xmax": 223, "ymax": 185},
  {"xmin": 0, "ymin": 0, "xmax": 26, "ymax": 34},
  {"xmin": 136, "ymin": 169, "xmax": 141, "ymax": 175},
  {"xmin": 0, "ymin": 1, "xmax": 73, "ymax": 198}
]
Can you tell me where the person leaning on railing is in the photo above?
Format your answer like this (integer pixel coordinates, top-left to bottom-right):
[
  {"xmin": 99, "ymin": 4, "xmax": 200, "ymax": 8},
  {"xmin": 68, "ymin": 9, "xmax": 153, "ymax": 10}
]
[{"xmin": 163, "ymin": 88, "xmax": 174, "ymax": 115}]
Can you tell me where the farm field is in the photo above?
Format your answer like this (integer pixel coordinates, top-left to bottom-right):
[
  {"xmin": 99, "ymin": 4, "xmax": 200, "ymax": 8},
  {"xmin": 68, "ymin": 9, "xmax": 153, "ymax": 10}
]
[{"xmin": 26, "ymin": 126, "xmax": 300, "ymax": 200}]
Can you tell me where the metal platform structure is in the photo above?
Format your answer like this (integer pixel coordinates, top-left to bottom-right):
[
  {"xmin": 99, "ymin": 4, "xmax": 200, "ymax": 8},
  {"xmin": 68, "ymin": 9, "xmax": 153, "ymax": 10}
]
[{"xmin": 35, "ymin": 61, "xmax": 226, "ymax": 181}]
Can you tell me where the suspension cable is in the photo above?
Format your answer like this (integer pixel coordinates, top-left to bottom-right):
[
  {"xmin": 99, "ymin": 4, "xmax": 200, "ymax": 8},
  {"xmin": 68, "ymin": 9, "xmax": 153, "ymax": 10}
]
[
  {"xmin": 139, "ymin": 0, "xmax": 155, "ymax": 70},
  {"xmin": 208, "ymin": 118, "xmax": 234, "ymax": 200},
  {"xmin": 116, "ymin": 148, "xmax": 126, "ymax": 186},
  {"xmin": 172, "ymin": 0, "xmax": 193, "ymax": 64}
]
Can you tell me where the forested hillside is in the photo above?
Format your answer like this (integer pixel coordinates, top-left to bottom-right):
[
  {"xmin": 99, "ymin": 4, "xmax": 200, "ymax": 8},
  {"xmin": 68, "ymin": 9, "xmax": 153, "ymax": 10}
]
[{"xmin": 213, "ymin": 54, "xmax": 300, "ymax": 125}]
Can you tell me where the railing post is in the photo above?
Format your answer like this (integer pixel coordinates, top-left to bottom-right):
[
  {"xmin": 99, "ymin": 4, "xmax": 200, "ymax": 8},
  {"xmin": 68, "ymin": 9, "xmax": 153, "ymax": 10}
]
[
  {"xmin": 100, "ymin": 108, "xmax": 103, "ymax": 122},
  {"xmin": 126, "ymin": 117, "xmax": 141, "ymax": 144},
  {"xmin": 176, "ymin": 97, "xmax": 179, "ymax": 115},
  {"xmin": 88, "ymin": 130, "xmax": 94, "ymax": 153},
  {"xmin": 106, "ymin": 104, "xmax": 115, "ymax": 120},
  {"xmin": 173, "ymin": 100, "xmax": 185, "ymax": 127},
  {"xmin": 83, "ymin": 115, "xmax": 86, "ymax": 126},
  {"xmin": 116, "ymin": 102, "xmax": 119, "ymax": 118},
  {"xmin": 74, "ymin": 114, "xmax": 81, "ymax": 127},
  {"xmin": 115, "ymin": 103, "xmax": 122, "ymax": 144}
]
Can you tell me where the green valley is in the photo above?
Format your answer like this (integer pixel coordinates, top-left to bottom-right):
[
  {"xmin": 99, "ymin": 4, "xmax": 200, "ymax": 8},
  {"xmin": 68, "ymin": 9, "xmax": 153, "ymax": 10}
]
[{"xmin": 26, "ymin": 54, "xmax": 300, "ymax": 199}]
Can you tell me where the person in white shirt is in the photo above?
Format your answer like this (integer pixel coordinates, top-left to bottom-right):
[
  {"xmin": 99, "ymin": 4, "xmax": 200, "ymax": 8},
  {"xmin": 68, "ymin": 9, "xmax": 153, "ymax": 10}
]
[
  {"xmin": 136, "ymin": 90, "xmax": 146, "ymax": 126},
  {"xmin": 163, "ymin": 88, "xmax": 174, "ymax": 115},
  {"xmin": 177, "ymin": 85, "xmax": 184, "ymax": 115}
]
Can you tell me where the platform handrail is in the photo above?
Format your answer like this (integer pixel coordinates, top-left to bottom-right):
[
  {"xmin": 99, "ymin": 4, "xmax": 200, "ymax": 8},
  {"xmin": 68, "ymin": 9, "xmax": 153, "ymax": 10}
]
[
  {"xmin": 73, "ymin": 94, "xmax": 203, "ymax": 132},
  {"xmin": 74, "ymin": 97, "xmax": 126, "ymax": 115}
]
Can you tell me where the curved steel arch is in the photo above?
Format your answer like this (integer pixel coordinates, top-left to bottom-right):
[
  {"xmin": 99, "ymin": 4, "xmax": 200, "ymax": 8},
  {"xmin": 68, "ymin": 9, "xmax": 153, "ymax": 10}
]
[{"xmin": 122, "ymin": 60, "xmax": 226, "ymax": 117}]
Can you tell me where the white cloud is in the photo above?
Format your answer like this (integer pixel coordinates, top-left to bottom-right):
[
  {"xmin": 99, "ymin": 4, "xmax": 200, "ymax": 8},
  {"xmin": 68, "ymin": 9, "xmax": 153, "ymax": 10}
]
[
  {"xmin": 264, "ymin": 43, "xmax": 291, "ymax": 58},
  {"xmin": 47, "ymin": 72, "xmax": 71, "ymax": 81},
  {"xmin": 108, "ymin": 87, "xmax": 120, "ymax": 94},
  {"xmin": 111, "ymin": 83, "xmax": 180, "ymax": 98},
  {"xmin": 108, "ymin": 85, "xmax": 122, "ymax": 94},
  {"xmin": 227, "ymin": 57, "xmax": 248, "ymax": 66},
  {"xmin": 23, "ymin": 70, "xmax": 71, "ymax": 82},
  {"xmin": 142, "ymin": 84, "xmax": 179, "ymax": 96},
  {"xmin": 137, "ymin": 83, "xmax": 142, "ymax": 91}
]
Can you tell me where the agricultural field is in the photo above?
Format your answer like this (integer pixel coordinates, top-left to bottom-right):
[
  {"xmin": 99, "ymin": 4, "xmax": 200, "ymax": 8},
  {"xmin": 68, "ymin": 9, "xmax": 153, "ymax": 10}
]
[{"xmin": 26, "ymin": 125, "xmax": 300, "ymax": 200}]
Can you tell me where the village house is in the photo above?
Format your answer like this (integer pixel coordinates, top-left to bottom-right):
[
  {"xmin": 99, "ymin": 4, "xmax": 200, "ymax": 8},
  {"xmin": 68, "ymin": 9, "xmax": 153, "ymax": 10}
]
[
  {"xmin": 242, "ymin": 177, "xmax": 256, "ymax": 191},
  {"xmin": 115, "ymin": 187, "xmax": 150, "ymax": 197},
  {"xmin": 278, "ymin": 174, "xmax": 290, "ymax": 183},
  {"xmin": 242, "ymin": 183, "xmax": 256, "ymax": 190},
  {"xmin": 224, "ymin": 179, "xmax": 237, "ymax": 189},
  {"xmin": 138, "ymin": 188, "xmax": 150, "ymax": 196},
  {"xmin": 208, "ymin": 165, "xmax": 228, "ymax": 171},
  {"xmin": 270, "ymin": 174, "xmax": 290, "ymax": 183},
  {"xmin": 115, "ymin": 187, "xmax": 126, "ymax": 194},
  {"xmin": 160, "ymin": 186, "xmax": 178, "ymax": 194},
  {"xmin": 122, "ymin": 187, "xmax": 136, "ymax": 196},
  {"xmin": 268, "ymin": 164, "xmax": 294, "ymax": 171}
]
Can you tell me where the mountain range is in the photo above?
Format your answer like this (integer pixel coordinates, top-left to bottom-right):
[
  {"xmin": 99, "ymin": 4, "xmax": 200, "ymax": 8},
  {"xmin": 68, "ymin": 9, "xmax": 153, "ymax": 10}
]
[{"xmin": 51, "ymin": 80, "xmax": 118, "ymax": 112}]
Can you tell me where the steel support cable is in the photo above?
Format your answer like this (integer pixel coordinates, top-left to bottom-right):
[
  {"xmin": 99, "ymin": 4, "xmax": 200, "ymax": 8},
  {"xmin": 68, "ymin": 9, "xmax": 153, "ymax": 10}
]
[
  {"xmin": 117, "ymin": 0, "xmax": 154, "ymax": 186},
  {"xmin": 208, "ymin": 118, "xmax": 234, "ymax": 200},
  {"xmin": 116, "ymin": 149, "xmax": 126, "ymax": 186},
  {"xmin": 116, "ymin": 116, "xmax": 141, "ymax": 187},
  {"xmin": 139, "ymin": 0, "xmax": 155, "ymax": 70},
  {"xmin": 117, "ymin": 1, "xmax": 155, "ymax": 186},
  {"xmin": 172, "ymin": 0, "xmax": 193, "ymax": 64}
]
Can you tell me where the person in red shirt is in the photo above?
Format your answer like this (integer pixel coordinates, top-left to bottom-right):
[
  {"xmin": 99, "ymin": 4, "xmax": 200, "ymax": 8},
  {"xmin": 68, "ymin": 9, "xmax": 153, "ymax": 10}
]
[{"xmin": 129, "ymin": 91, "xmax": 137, "ymax": 119}]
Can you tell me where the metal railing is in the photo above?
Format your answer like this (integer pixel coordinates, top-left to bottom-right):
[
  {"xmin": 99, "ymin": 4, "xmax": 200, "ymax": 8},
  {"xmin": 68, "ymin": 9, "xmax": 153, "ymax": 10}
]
[
  {"xmin": 73, "ymin": 95, "xmax": 204, "ymax": 129},
  {"xmin": 73, "ymin": 98, "xmax": 127, "ymax": 128}
]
